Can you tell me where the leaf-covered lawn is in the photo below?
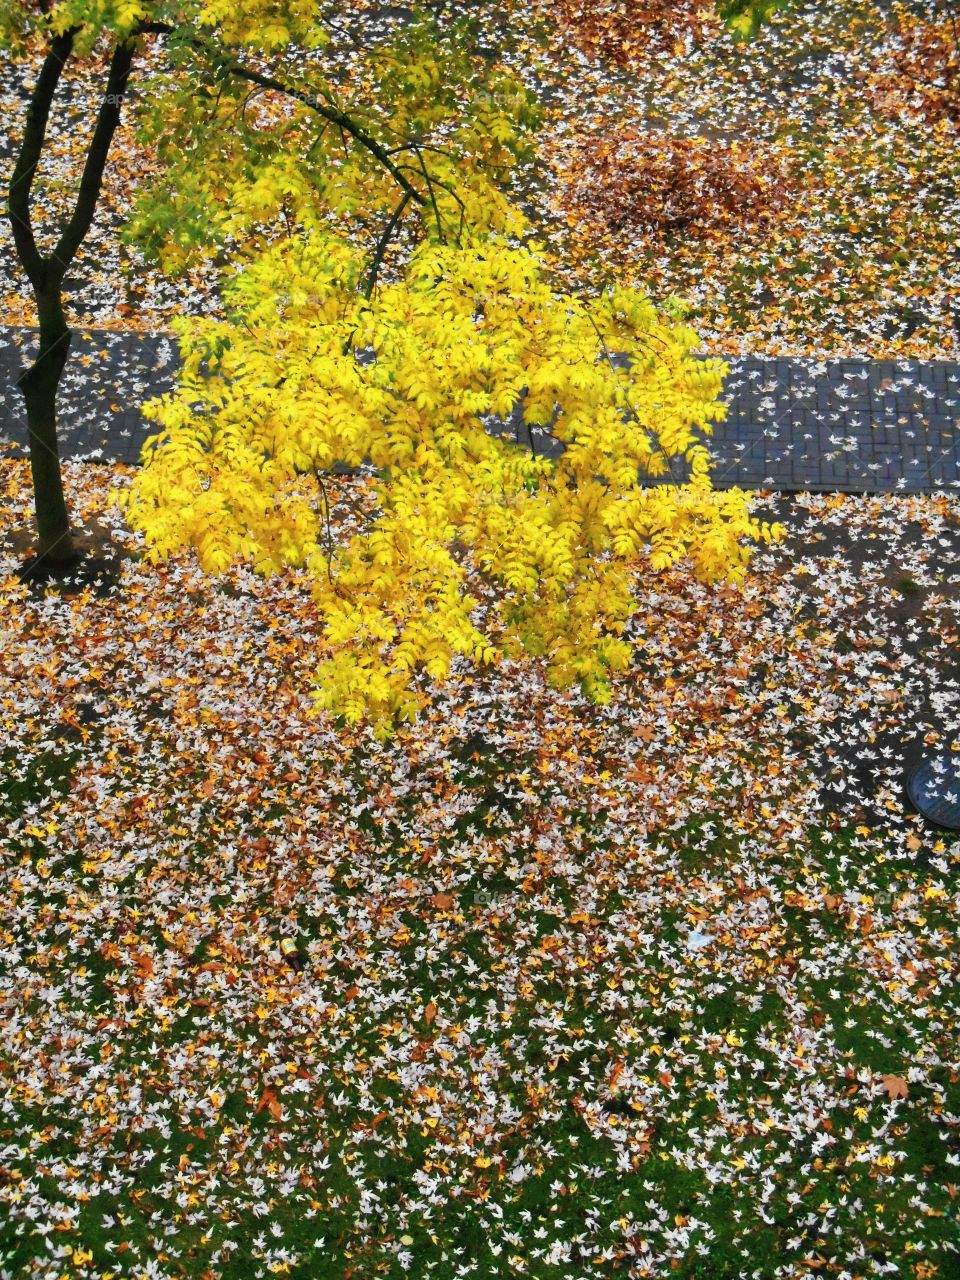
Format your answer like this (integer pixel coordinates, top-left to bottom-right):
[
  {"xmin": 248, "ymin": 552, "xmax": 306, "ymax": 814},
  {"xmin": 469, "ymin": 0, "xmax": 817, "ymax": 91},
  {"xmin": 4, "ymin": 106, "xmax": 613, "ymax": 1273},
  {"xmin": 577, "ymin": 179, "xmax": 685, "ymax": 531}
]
[
  {"xmin": 2, "ymin": 0, "xmax": 957, "ymax": 360},
  {"xmin": 531, "ymin": 0, "xmax": 960, "ymax": 358},
  {"xmin": 1, "ymin": 459, "xmax": 960, "ymax": 1279}
]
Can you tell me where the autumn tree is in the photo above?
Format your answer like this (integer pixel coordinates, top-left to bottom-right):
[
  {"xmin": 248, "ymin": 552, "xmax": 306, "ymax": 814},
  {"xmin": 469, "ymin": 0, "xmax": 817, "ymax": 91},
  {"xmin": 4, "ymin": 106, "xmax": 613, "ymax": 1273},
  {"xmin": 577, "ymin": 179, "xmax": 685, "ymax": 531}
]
[
  {"xmin": 7, "ymin": 0, "xmax": 487, "ymax": 568},
  {"xmin": 4, "ymin": 0, "xmax": 781, "ymax": 728}
]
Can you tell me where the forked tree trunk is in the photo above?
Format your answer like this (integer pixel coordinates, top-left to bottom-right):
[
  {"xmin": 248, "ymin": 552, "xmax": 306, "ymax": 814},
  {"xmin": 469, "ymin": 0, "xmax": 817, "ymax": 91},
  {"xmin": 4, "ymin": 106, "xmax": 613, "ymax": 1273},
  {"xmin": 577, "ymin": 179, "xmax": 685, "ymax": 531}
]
[{"xmin": 8, "ymin": 28, "xmax": 134, "ymax": 572}]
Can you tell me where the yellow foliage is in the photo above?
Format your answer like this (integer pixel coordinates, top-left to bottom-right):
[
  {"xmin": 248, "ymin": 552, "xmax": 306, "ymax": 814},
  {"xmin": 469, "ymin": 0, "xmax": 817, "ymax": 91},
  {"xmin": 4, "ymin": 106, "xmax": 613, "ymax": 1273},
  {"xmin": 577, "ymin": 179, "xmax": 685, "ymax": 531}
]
[
  {"xmin": 119, "ymin": 229, "xmax": 779, "ymax": 731},
  {"xmin": 24, "ymin": 0, "xmax": 781, "ymax": 729}
]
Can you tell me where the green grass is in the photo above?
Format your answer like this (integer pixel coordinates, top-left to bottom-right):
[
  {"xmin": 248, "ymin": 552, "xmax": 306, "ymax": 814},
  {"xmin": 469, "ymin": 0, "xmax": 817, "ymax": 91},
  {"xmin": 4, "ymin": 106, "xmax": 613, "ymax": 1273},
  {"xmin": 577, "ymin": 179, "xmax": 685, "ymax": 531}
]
[{"xmin": 2, "ymin": 737, "xmax": 960, "ymax": 1278}]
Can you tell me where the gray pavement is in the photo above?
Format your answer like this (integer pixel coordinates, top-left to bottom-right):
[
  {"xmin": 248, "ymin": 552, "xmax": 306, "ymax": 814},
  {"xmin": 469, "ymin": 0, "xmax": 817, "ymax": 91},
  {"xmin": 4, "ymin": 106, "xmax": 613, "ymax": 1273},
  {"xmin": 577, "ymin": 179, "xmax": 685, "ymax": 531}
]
[{"xmin": 1, "ymin": 324, "xmax": 958, "ymax": 492}]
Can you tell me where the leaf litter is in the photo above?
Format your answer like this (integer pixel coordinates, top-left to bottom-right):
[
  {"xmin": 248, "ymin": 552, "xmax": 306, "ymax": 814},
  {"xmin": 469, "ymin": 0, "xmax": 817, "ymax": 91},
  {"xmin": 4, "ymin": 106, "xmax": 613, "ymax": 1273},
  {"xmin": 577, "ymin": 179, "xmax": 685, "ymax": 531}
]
[{"xmin": 0, "ymin": 458, "xmax": 958, "ymax": 1276}]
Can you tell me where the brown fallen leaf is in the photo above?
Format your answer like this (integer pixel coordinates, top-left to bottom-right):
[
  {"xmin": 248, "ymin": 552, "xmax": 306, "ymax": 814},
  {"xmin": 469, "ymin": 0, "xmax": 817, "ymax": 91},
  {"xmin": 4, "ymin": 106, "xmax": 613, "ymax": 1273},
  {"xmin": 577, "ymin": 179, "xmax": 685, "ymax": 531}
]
[
  {"xmin": 274, "ymin": 880, "xmax": 296, "ymax": 907},
  {"xmin": 881, "ymin": 1074, "xmax": 909, "ymax": 1100},
  {"xmin": 425, "ymin": 1001, "xmax": 437, "ymax": 1026},
  {"xmin": 257, "ymin": 1087, "xmax": 283, "ymax": 1120},
  {"xmin": 429, "ymin": 892, "xmax": 455, "ymax": 910}
]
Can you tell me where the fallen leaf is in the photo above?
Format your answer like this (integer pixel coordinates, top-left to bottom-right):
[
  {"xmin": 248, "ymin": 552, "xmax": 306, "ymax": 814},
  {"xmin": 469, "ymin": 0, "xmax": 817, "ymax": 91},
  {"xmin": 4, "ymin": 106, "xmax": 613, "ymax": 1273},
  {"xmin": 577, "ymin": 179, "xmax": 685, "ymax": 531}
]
[
  {"xmin": 257, "ymin": 1087, "xmax": 283, "ymax": 1120},
  {"xmin": 881, "ymin": 1074, "xmax": 909, "ymax": 1100}
]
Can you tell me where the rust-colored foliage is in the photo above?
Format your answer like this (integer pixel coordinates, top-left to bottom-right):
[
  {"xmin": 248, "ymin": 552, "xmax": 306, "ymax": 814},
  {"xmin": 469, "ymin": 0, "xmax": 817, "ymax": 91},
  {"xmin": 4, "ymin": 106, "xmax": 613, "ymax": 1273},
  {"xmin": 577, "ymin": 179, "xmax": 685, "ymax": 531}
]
[
  {"xmin": 543, "ymin": 0, "xmax": 719, "ymax": 63},
  {"xmin": 555, "ymin": 129, "xmax": 797, "ymax": 245},
  {"xmin": 867, "ymin": 8, "xmax": 960, "ymax": 127}
]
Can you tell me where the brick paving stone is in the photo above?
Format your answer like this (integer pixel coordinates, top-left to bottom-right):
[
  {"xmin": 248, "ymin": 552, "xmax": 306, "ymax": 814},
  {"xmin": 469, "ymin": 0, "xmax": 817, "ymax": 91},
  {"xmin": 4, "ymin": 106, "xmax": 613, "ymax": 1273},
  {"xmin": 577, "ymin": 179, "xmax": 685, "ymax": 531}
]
[{"xmin": 1, "ymin": 329, "xmax": 958, "ymax": 493}]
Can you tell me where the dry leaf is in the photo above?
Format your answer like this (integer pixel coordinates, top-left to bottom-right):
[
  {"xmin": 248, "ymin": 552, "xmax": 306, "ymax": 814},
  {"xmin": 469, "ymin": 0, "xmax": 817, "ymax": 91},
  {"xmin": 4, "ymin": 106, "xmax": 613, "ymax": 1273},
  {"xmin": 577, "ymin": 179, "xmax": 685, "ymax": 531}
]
[
  {"xmin": 274, "ymin": 879, "xmax": 296, "ymax": 906},
  {"xmin": 881, "ymin": 1074, "xmax": 909, "ymax": 1100},
  {"xmin": 257, "ymin": 1087, "xmax": 283, "ymax": 1120}
]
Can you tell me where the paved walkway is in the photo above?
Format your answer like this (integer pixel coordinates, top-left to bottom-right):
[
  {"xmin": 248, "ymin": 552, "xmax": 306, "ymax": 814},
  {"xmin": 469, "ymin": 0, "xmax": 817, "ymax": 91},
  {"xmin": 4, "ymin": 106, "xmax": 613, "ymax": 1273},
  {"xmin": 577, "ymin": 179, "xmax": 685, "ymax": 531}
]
[{"xmin": 1, "ymin": 325, "xmax": 958, "ymax": 492}]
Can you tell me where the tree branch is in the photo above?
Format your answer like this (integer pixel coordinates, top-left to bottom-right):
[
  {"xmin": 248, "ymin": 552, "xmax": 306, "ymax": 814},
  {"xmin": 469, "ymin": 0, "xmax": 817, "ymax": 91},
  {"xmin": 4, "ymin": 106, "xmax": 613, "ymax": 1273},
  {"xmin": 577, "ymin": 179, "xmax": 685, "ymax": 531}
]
[
  {"xmin": 7, "ymin": 28, "xmax": 77, "ymax": 287},
  {"xmin": 52, "ymin": 38, "xmax": 136, "ymax": 272},
  {"xmin": 142, "ymin": 22, "xmax": 428, "ymax": 209},
  {"xmin": 364, "ymin": 192, "xmax": 413, "ymax": 299},
  {"xmin": 219, "ymin": 59, "xmax": 427, "ymax": 208}
]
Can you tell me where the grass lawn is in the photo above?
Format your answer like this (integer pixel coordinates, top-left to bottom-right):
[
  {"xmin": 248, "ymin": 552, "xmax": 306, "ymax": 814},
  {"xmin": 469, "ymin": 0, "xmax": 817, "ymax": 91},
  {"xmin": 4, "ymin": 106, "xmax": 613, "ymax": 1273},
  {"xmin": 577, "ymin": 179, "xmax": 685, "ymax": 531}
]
[{"xmin": 1, "ymin": 460, "xmax": 959, "ymax": 1278}]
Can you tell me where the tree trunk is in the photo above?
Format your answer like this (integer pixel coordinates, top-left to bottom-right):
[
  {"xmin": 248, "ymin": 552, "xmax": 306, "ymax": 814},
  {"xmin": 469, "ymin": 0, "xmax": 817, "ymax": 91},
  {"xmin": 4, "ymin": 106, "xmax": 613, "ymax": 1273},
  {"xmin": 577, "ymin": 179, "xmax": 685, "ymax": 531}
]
[
  {"xmin": 7, "ymin": 29, "xmax": 136, "ymax": 572},
  {"xmin": 17, "ymin": 288, "xmax": 76, "ymax": 567}
]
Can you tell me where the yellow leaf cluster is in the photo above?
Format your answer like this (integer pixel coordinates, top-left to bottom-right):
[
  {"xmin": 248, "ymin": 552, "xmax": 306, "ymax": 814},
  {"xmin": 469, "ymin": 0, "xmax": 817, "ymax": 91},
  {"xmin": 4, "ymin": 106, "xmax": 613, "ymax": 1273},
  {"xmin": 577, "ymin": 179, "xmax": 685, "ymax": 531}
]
[{"xmin": 119, "ymin": 228, "xmax": 779, "ymax": 731}]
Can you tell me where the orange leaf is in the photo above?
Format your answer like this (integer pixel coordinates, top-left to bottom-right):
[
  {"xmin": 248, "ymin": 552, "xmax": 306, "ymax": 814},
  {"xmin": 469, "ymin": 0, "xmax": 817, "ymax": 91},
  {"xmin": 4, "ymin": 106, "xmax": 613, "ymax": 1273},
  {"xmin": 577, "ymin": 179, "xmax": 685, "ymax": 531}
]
[
  {"xmin": 257, "ymin": 1087, "xmax": 283, "ymax": 1120},
  {"xmin": 274, "ymin": 880, "xmax": 296, "ymax": 907},
  {"xmin": 881, "ymin": 1074, "xmax": 909, "ymax": 1100},
  {"xmin": 425, "ymin": 1001, "xmax": 437, "ymax": 1026}
]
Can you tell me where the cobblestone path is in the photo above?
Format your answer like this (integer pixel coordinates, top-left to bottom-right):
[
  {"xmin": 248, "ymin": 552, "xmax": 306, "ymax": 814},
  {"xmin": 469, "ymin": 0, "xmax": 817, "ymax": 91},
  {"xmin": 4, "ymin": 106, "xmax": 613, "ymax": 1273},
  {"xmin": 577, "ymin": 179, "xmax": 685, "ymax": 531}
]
[{"xmin": 1, "ymin": 325, "xmax": 958, "ymax": 492}]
